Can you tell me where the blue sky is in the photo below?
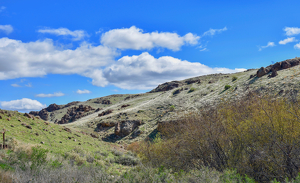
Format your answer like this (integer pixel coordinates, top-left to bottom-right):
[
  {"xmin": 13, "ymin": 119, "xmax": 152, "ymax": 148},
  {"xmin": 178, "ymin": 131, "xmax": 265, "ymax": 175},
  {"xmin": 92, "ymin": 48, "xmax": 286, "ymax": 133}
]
[{"xmin": 1, "ymin": 0, "xmax": 300, "ymax": 112}]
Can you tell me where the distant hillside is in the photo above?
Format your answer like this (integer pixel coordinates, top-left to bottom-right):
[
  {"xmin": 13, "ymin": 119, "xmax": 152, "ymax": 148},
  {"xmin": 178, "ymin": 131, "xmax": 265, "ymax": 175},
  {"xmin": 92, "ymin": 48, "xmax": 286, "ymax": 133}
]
[{"xmin": 30, "ymin": 57, "xmax": 300, "ymax": 144}]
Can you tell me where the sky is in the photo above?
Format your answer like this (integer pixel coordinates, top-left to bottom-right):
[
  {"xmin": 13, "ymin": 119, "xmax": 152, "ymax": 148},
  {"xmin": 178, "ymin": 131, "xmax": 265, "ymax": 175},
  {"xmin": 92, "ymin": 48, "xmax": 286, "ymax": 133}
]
[{"xmin": 1, "ymin": 0, "xmax": 300, "ymax": 112}]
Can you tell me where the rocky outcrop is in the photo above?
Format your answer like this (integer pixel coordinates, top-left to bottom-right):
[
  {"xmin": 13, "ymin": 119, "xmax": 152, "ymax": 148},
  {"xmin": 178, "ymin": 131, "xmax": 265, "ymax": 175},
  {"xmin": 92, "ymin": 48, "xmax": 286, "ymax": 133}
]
[
  {"xmin": 58, "ymin": 105, "xmax": 95, "ymax": 124},
  {"xmin": 115, "ymin": 120, "xmax": 142, "ymax": 136},
  {"xmin": 94, "ymin": 99, "xmax": 111, "ymax": 104},
  {"xmin": 256, "ymin": 58, "xmax": 300, "ymax": 78},
  {"xmin": 64, "ymin": 101, "xmax": 80, "ymax": 108},
  {"xmin": 257, "ymin": 67, "xmax": 267, "ymax": 77},
  {"xmin": 98, "ymin": 109, "xmax": 113, "ymax": 117},
  {"xmin": 185, "ymin": 79, "xmax": 200, "ymax": 85},
  {"xmin": 30, "ymin": 108, "xmax": 49, "ymax": 121},
  {"xmin": 46, "ymin": 104, "xmax": 61, "ymax": 112},
  {"xmin": 150, "ymin": 81, "xmax": 182, "ymax": 93}
]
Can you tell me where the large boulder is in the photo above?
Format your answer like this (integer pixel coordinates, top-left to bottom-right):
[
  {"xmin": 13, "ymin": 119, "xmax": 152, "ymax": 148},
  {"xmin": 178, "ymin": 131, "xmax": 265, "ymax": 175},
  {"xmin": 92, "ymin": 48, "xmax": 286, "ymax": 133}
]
[
  {"xmin": 271, "ymin": 62, "xmax": 282, "ymax": 71},
  {"xmin": 257, "ymin": 67, "xmax": 267, "ymax": 77},
  {"xmin": 115, "ymin": 120, "xmax": 142, "ymax": 136},
  {"xmin": 281, "ymin": 61, "xmax": 291, "ymax": 69}
]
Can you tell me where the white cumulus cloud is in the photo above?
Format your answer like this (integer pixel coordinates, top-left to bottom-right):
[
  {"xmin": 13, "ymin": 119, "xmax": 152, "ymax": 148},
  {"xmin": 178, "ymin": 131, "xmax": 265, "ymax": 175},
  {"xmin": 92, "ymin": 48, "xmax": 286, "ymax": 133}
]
[
  {"xmin": 294, "ymin": 43, "xmax": 300, "ymax": 49},
  {"xmin": 279, "ymin": 37, "xmax": 297, "ymax": 45},
  {"xmin": 1, "ymin": 98, "xmax": 46, "ymax": 111},
  {"xmin": 284, "ymin": 27, "xmax": 300, "ymax": 36},
  {"xmin": 38, "ymin": 27, "xmax": 88, "ymax": 41},
  {"xmin": 202, "ymin": 27, "xmax": 227, "ymax": 36},
  {"xmin": 11, "ymin": 83, "xmax": 21, "ymax": 87},
  {"xmin": 35, "ymin": 92, "xmax": 65, "ymax": 97},
  {"xmin": 102, "ymin": 52, "xmax": 245, "ymax": 90},
  {"xmin": 258, "ymin": 42, "xmax": 275, "ymax": 51},
  {"xmin": 0, "ymin": 37, "xmax": 117, "ymax": 80},
  {"xmin": 100, "ymin": 26, "xmax": 200, "ymax": 51},
  {"xmin": 0, "ymin": 25, "xmax": 13, "ymax": 34},
  {"xmin": 76, "ymin": 89, "xmax": 91, "ymax": 94}
]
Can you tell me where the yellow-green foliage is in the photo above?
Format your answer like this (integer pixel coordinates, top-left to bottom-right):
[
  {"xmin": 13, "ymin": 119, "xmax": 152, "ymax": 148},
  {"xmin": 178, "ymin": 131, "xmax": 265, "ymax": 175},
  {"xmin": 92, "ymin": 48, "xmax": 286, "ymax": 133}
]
[{"xmin": 131, "ymin": 94, "xmax": 300, "ymax": 182}]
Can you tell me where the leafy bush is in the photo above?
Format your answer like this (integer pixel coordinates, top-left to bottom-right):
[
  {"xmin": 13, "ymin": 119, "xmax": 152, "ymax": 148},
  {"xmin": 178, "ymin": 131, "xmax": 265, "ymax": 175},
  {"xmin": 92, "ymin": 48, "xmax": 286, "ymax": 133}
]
[
  {"xmin": 224, "ymin": 84, "xmax": 231, "ymax": 90},
  {"xmin": 115, "ymin": 154, "xmax": 139, "ymax": 166},
  {"xmin": 188, "ymin": 87, "xmax": 196, "ymax": 93},
  {"xmin": 132, "ymin": 94, "xmax": 300, "ymax": 182},
  {"xmin": 169, "ymin": 105, "xmax": 175, "ymax": 111},
  {"xmin": 232, "ymin": 76, "xmax": 238, "ymax": 81}
]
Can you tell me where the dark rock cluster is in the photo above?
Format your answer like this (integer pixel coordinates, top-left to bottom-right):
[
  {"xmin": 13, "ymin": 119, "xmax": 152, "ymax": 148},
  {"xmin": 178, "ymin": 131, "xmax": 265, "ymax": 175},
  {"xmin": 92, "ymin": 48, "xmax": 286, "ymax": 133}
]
[
  {"xmin": 98, "ymin": 109, "xmax": 113, "ymax": 117},
  {"xmin": 149, "ymin": 81, "xmax": 182, "ymax": 93},
  {"xmin": 58, "ymin": 105, "xmax": 95, "ymax": 124},
  {"xmin": 94, "ymin": 99, "xmax": 112, "ymax": 104},
  {"xmin": 256, "ymin": 58, "xmax": 300, "ymax": 78}
]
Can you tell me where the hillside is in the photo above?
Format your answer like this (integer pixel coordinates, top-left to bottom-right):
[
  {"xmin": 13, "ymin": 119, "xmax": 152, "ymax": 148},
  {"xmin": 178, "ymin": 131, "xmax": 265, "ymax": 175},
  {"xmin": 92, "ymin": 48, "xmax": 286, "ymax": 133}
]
[{"xmin": 30, "ymin": 57, "xmax": 300, "ymax": 144}]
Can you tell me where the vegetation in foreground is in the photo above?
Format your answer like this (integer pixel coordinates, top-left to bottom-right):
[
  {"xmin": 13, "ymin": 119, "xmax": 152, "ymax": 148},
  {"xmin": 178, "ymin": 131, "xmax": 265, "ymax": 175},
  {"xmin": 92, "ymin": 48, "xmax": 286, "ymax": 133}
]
[
  {"xmin": 129, "ymin": 93, "xmax": 300, "ymax": 182},
  {"xmin": 3, "ymin": 92, "xmax": 300, "ymax": 182}
]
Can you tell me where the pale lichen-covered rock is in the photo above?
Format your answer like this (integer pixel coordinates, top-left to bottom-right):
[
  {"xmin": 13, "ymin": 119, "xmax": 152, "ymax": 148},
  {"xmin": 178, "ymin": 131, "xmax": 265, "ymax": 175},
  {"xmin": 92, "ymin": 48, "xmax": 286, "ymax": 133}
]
[{"xmin": 115, "ymin": 120, "xmax": 142, "ymax": 136}]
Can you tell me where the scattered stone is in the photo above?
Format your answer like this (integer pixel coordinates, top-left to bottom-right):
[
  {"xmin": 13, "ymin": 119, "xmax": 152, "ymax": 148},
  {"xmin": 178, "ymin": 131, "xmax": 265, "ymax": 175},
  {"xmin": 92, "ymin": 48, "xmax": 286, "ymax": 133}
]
[
  {"xmin": 59, "ymin": 141, "xmax": 62, "ymax": 143},
  {"xmin": 6, "ymin": 118, "xmax": 10, "ymax": 121},
  {"xmin": 44, "ymin": 122, "xmax": 49, "ymax": 125},
  {"xmin": 24, "ymin": 113, "xmax": 34, "ymax": 119},
  {"xmin": 0, "ymin": 115, "xmax": 2, "ymax": 119},
  {"xmin": 73, "ymin": 139, "xmax": 76, "ymax": 142},
  {"xmin": 90, "ymin": 133, "xmax": 98, "ymax": 138},
  {"xmin": 35, "ymin": 132, "xmax": 39, "ymax": 136},
  {"xmin": 74, "ymin": 134, "xmax": 81, "ymax": 137},
  {"xmin": 78, "ymin": 143, "xmax": 81, "ymax": 145},
  {"xmin": 41, "ymin": 141, "xmax": 45, "ymax": 144},
  {"xmin": 25, "ymin": 125, "xmax": 32, "ymax": 129},
  {"xmin": 18, "ymin": 119, "xmax": 21, "ymax": 122},
  {"xmin": 250, "ymin": 74, "xmax": 255, "ymax": 79},
  {"xmin": 63, "ymin": 127, "xmax": 72, "ymax": 133},
  {"xmin": 10, "ymin": 125, "xmax": 14, "ymax": 127}
]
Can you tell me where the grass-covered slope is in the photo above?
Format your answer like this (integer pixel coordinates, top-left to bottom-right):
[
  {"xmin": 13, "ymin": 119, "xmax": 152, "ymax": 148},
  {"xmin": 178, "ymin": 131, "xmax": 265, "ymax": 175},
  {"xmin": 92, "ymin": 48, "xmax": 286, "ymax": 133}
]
[{"xmin": 29, "ymin": 58, "xmax": 300, "ymax": 144}]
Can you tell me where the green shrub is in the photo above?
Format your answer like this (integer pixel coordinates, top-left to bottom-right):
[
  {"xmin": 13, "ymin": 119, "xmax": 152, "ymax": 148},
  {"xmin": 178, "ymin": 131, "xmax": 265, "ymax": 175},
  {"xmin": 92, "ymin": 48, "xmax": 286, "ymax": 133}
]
[
  {"xmin": 224, "ymin": 84, "xmax": 231, "ymax": 90},
  {"xmin": 134, "ymin": 94, "xmax": 300, "ymax": 182},
  {"xmin": 232, "ymin": 76, "xmax": 238, "ymax": 82},
  {"xmin": 169, "ymin": 105, "xmax": 175, "ymax": 111},
  {"xmin": 188, "ymin": 87, "xmax": 196, "ymax": 93}
]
